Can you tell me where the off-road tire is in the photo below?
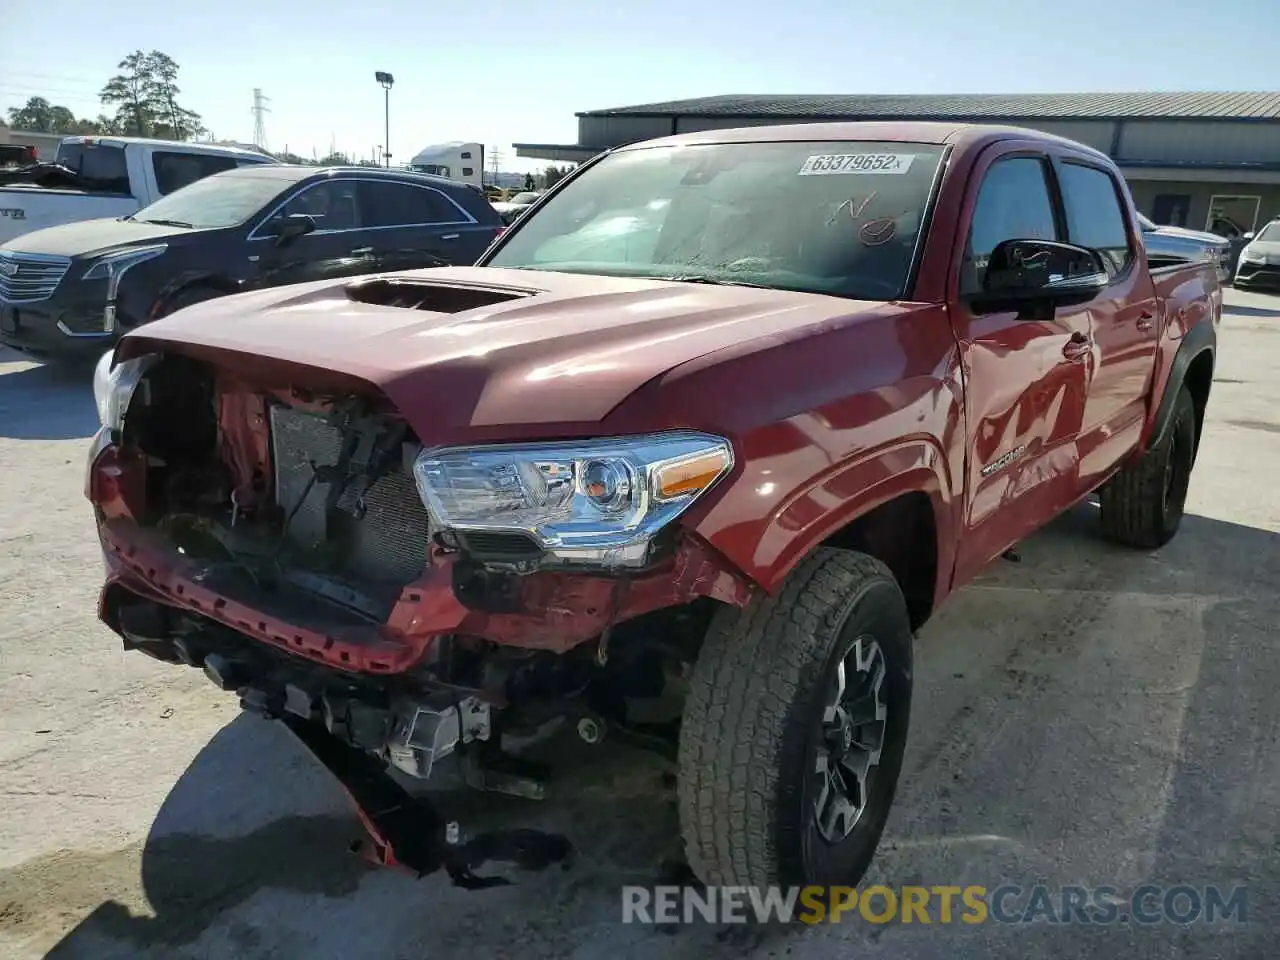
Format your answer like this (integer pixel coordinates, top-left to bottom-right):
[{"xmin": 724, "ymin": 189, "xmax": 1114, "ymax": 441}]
[
  {"xmin": 1099, "ymin": 385, "xmax": 1197, "ymax": 549},
  {"xmin": 677, "ymin": 548, "xmax": 913, "ymax": 888}
]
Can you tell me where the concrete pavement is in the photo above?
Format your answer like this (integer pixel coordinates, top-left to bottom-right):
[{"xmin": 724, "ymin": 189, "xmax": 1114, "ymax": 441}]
[{"xmin": 1, "ymin": 289, "xmax": 1277, "ymax": 958}]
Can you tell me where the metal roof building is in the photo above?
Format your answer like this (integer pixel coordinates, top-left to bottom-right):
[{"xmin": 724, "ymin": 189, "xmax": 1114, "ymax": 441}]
[{"xmin": 514, "ymin": 91, "xmax": 1280, "ymax": 236}]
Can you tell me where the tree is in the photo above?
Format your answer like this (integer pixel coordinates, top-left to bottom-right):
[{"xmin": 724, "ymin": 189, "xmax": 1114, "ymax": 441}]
[
  {"xmin": 49, "ymin": 105, "xmax": 77, "ymax": 133},
  {"xmin": 145, "ymin": 51, "xmax": 204, "ymax": 141},
  {"xmin": 6, "ymin": 97, "xmax": 76, "ymax": 133},
  {"xmin": 276, "ymin": 151, "xmax": 312, "ymax": 165},
  {"xmin": 4, "ymin": 97, "xmax": 114, "ymax": 136},
  {"xmin": 5, "ymin": 50, "xmax": 206, "ymax": 142},
  {"xmin": 542, "ymin": 164, "xmax": 570, "ymax": 188},
  {"xmin": 7, "ymin": 96, "xmax": 53, "ymax": 131},
  {"xmin": 80, "ymin": 115, "xmax": 118, "ymax": 135},
  {"xmin": 317, "ymin": 151, "xmax": 350, "ymax": 166},
  {"xmin": 99, "ymin": 51, "xmax": 154, "ymax": 137},
  {"xmin": 99, "ymin": 49, "xmax": 204, "ymax": 141}
]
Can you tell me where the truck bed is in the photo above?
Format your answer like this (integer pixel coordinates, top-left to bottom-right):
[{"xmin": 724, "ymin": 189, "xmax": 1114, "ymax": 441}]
[
  {"xmin": 1152, "ymin": 258, "xmax": 1221, "ymax": 335},
  {"xmin": 0, "ymin": 185, "xmax": 133, "ymax": 199},
  {"xmin": 0, "ymin": 187, "xmax": 139, "ymax": 245}
]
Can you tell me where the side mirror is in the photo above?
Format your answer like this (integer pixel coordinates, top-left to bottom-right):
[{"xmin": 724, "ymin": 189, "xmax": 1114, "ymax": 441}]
[
  {"xmin": 969, "ymin": 238, "xmax": 1110, "ymax": 312},
  {"xmin": 272, "ymin": 213, "xmax": 316, "ymax": 246},
  {"xmin": 1242, "ymin": 231, "xmax": 1255, "ymax": 241}
]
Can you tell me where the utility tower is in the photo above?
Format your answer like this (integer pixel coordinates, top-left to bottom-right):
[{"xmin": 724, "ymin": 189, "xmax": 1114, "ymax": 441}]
[
  {"xmin": 488, "ymin": 145, "xmax": 503, "ymax": 186},
  {"xmin": 251, "ymin": 88, "xmax": 271, "ymax": 150}
]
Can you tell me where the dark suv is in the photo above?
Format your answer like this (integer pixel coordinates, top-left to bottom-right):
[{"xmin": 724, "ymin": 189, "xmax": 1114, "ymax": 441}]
[{"xmin": 0, "ymin": 165, "xmax": 504, "ymax": 362}]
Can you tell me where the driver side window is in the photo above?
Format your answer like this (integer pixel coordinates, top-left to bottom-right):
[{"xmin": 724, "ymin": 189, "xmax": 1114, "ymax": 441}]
[
  {"xmin": 266, "ymin": 181, "xmax": 362, "ymax": 235},
  {"xmin": 961, "ymin": 157, "xmax": 1060, "ymax": 295}
]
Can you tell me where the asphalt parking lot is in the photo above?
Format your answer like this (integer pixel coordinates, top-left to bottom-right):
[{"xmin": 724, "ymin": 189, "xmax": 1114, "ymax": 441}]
[{"xmin": 1, "ymin": 288, "xmax": 1278, "ymax": 959}]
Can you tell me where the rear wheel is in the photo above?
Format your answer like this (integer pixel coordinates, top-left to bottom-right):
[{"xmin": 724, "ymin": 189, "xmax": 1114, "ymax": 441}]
[
  {"xmin": 1099, "ymin": 385, "xmax": 1197, "ymax": 549},
  {"xmin": 677, "ymin": 548, "xmax": 913, "ymax": 887}
]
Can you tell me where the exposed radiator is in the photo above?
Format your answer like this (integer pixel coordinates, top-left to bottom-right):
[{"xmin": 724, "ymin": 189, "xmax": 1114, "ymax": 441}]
[{"xmin": 269, "ymin": 404, "xmax": 431, "ymax": 585}]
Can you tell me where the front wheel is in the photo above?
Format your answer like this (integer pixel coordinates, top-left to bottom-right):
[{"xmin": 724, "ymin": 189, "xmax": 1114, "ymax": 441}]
[
  {"xmin": 157, "ymin": 284, "xmax": 223, "ymax": 319},
  {"xmin": 677, "ymin": 548, "xmax": 913, "ymax": 888}
]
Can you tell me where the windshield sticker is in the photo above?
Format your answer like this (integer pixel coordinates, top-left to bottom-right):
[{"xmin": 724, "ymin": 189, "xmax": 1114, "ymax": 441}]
[{"xmin": 799, "ymin": 153, "xmax": 916, "ymax": 176}]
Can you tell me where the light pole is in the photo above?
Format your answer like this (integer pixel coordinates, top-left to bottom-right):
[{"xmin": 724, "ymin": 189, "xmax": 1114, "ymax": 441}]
[{"xmin": 375, "ymin": 71, "xmax": 394, "ymax": 168}]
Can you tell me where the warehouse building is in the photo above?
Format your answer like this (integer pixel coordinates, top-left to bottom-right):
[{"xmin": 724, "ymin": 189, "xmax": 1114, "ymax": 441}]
[{"xmin": 515, "ymin": 92, "xmax": 1280, "ymax": 237}]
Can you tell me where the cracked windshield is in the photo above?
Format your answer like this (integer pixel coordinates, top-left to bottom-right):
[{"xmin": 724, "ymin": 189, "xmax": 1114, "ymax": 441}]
[{"xmin": 490, "ymin": 141, "xmax": 944, "ymax": 299}]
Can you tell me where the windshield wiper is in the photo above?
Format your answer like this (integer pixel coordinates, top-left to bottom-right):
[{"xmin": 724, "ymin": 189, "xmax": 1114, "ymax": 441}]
[
  {"xmin": 135, "ymin": 217, "xmax": 194, "ymax": 228},
  {"xmin": 656, "ymin": 274, "xmax": 770, "ymax": 289}
]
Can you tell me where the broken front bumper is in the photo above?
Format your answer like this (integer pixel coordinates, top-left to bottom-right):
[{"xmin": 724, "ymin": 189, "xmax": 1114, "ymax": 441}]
[
  {"xmin": 86, "ymin": 436, "xmax": 746, "ymax": 884},
  {"xmin": 89, "ymin": 437, "xmax": 749, "ymax": 675},
  {"xmin": 280, "ymin": 714, "xmax": 574, "ymax": 888}
]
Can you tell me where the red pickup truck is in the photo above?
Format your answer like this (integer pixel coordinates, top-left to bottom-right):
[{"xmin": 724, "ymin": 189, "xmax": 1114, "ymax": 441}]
[{"xmin": 87, "ymin": 121, "xmax": 1219, "ymax": 891}]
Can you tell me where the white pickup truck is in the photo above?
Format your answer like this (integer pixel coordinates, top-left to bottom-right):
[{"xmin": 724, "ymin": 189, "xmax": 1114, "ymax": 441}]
[{"xmin": 0, "ymin": 136, "xmax": 276, "ymax": 245}]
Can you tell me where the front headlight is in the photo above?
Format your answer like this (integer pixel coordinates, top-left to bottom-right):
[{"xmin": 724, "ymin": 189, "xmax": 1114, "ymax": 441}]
[
  {"xmin": 93, "ymin": 349, "xmax": 158, "ymax": 430},
  {"xmin": 82, "ymin": 244, "xmax": 168, "ymax": 282},
  {"xmin": 1239, "ymin": 246, "xmax": 1262, "ymax": 264},
  {"xmin": 413, "ymin": 432, "xmax": 734, "ymax": 568}
]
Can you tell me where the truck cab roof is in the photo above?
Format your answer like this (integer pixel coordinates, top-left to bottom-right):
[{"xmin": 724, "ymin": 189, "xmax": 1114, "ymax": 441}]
[
  {"xmin": 622, "ymin": 120, "xmax": 1114, "ymax": 163},
  {"xmin": 57, "ymin": 135, "xmax": 275, "ymax": 161}
]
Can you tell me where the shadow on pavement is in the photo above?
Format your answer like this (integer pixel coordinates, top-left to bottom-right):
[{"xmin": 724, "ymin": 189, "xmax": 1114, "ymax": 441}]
[
  {"xmin": 1224, "ymin": 302, "xmax": 1280, "ymax": 319},
  {"xmin": 25, "ymin": 505, "xmax": 1280, "ymax": 960},
  {"xmin": 0, "ymin": 351, "xmax": 98, "ymax": 440}
]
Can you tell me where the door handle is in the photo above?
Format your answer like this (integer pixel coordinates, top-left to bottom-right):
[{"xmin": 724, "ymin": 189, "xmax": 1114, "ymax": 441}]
[
  {"xmin": 1062, "ymin": 332, "xmax": 1091, "ymax": 361},
  {"xmin": 439, "ymin": 233, "xmax": 460, "ymax": 241},
  {"xmin": 1136, "ymin": 310, "xmax": 1155, "ymax": 332},
  {"xmin": 350, "ymin": 246, "xmax": 373, "ymax": 256}
]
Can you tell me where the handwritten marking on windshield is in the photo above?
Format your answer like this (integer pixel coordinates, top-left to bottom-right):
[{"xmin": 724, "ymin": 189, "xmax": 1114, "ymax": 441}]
[
  {"xmin": 826, "ymin": 194, "xmax": 908, "ymax": 245},
  {"xmin": 859, "ymin": 218, "xmax": 898, "ymax": 246},
  {"xmin": 828, "ymin": 193, "xmax": 878, "ymax": 226}
]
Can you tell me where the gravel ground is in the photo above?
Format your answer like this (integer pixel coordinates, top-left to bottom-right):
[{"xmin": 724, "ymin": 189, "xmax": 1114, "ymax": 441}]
[{"xmin": 1, "ymin": 289, "xmax": 1277, "ymax": 959}]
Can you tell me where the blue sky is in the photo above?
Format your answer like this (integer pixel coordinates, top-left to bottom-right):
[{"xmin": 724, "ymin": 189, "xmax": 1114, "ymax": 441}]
[{"xmin": 2, "ymin": 0, "xmax": 1277, "ymax": 172}]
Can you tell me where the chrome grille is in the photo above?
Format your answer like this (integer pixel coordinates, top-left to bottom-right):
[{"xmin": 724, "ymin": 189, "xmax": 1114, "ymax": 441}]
[
  {"xmin": 269, "ymin": 404, "xmax": 431, "ymax": 584},
  {"xmin": 0, "ymin": 252, "xmax": 71, "ymax": 303}
]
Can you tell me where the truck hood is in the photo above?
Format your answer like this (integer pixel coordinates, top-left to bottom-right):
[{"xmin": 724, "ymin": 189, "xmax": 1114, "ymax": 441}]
[
  {"xmin": 0, "ymin": 216, "xmax": 198, "ymax": 257},
  {"xmin": 123, "ymin": 266, "xmax": 888, "ymax": 433}
]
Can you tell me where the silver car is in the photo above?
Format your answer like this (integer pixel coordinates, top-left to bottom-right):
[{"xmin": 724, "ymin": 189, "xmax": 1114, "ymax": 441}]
[
  {"xmin": 490, "ymin": 191, "xmax": 545, "ymax": 225},
  {"xmin": 1234, "ymin": 220, "xmax": 1280, "ymax": 291}
]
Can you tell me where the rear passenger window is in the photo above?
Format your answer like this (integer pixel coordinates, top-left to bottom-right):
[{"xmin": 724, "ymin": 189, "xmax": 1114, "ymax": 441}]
[
  {"xmin": 962, "ymin": 157, "xmax": 1059, "ymax": 294},
  {"xmin": 153, "ymin": 151, "xmax": 239, "ymax": 196},
  {"xmin": 359, "ymin": 181, "xmax": 467, "ymax": 228},
  {"xmin": 1057, "ymin": 162, "xmax": 1133, "ymax": 276}
]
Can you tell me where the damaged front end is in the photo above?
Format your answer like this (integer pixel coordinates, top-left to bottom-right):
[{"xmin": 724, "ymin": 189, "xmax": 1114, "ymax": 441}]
[{"xmin": 86, "ymin": 345, "xmax": 750, "ymax": 886}]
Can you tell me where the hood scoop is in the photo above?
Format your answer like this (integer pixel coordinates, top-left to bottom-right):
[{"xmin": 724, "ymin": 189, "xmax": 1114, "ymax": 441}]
[{"xmin": 345, "ymin": 276, "xmax": 535, "ymax": 314}]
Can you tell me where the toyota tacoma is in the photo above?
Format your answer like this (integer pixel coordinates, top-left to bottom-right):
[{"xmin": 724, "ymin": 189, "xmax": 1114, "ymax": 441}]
[{"xmin": 86, "ymin": 121, "xmax": 1220, "ymax": 890}]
